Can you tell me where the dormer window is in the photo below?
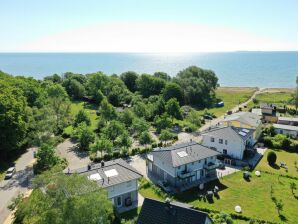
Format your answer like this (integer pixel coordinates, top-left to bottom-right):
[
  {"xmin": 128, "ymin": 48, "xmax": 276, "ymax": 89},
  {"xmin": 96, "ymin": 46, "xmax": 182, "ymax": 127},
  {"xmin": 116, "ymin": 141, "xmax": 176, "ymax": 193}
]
[
  {"xmin": 219, "ymin": 139, "xmax": 223, "ymax": 144},
  {"xmin": 211, "ymin": 137, "xmax": 215, "ymax": 142}
]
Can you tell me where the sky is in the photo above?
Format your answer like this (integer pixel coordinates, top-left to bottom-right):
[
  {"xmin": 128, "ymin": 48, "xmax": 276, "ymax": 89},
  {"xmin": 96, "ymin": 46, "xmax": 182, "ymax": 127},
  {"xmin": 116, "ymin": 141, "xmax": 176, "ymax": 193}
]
[{"xmin": 1, "ymin": 0, "xmax": 298, "ymax": 52}]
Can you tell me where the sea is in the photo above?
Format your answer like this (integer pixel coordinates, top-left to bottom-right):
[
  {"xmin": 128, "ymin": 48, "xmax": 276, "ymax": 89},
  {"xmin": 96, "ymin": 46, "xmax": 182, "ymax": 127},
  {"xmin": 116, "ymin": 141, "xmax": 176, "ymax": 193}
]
[{"xmin": 0, "ymin": 52, "xmax": 298, "ymax": 88}]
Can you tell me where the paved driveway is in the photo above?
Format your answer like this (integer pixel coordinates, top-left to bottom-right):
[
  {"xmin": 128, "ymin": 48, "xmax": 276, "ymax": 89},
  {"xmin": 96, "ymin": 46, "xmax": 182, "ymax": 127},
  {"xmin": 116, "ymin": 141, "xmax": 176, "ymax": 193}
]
[
  {"xmin": 0, "ymin": 147, "xmax": 36, "ymax": 224},
  {"xmin": 125, "ymin": 154, "xmax": 148, "ymax": 179},
  {"xmin": 56, "ymin": 139, "xmax": 91, "ymax": 170}
]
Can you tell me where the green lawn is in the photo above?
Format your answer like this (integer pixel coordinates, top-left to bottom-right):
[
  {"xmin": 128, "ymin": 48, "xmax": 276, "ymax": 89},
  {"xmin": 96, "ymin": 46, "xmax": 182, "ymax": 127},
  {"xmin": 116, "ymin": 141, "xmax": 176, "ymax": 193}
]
[
  {"xmin": 174, "ymin": 172, "xmax": 298, "ymax": 223},
  {"xmin": 198, "ymin": 87, "xmax": 257, "ymax": 117},
  {"xmin": 256, "ymin": 149, "xmax": 298, "ymax": 178},
  {"xmin": 64, "ymin": 101, "xmax": 99, "ymax": 134},
  {"xmin": 247, "ymin": 90, "xmax": 294, "ymax": 109}
]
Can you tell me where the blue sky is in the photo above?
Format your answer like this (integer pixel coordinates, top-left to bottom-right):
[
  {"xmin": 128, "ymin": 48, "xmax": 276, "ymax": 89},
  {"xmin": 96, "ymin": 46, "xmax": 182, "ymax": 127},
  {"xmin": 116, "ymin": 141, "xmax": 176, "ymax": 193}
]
[{"xmin": 1, "ymin": 0, "xmax": 298, "ymax": 52}]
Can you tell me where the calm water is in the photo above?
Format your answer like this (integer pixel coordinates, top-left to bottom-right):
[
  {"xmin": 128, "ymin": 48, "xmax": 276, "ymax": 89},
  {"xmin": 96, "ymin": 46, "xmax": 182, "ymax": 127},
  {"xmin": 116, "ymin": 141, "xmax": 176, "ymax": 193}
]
[{"xmin": 0, "ymin": 52, "xmax": 298, "ymax": 87}]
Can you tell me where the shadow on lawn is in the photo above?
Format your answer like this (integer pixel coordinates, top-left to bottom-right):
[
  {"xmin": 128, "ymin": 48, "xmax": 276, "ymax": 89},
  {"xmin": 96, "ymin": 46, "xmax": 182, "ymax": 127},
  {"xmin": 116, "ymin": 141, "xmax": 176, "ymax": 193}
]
[
  {"xmin": 174, "ymin": 179, "xmax": 228, "ymax": 204},
  {"xmin": 269, "ymin": 163, "xmax": 280, "ymax": 170}
]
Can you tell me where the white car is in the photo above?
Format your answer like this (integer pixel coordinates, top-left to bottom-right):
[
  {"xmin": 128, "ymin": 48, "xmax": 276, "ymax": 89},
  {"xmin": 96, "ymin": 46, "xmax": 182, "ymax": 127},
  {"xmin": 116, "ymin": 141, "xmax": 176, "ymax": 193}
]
[{"xmin": 5, "ymin": 167, "xmax": 16, "ymax": 179}]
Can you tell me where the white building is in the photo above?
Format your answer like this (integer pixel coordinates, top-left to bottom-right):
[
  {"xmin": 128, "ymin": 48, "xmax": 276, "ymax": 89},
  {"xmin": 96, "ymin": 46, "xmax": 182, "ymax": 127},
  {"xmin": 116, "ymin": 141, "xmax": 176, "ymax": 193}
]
[
  {"xmin": 201, "ymin": 126, "xmax": 254, "ymax": 160},
  {"xmin": 273, "ymin": 124, "xmax": 298, "ymax": 138},
  {"xmin": 69, "ymin": 159, "xmax": 142, "ymax": 213}
]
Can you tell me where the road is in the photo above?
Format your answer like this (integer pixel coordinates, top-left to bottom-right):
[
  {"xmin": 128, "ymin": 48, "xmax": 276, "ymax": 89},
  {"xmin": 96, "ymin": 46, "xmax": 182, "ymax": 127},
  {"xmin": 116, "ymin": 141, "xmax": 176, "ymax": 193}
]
[{"xmin": 0, "ymin": 148, "xmax": 36, "ymax": 224}]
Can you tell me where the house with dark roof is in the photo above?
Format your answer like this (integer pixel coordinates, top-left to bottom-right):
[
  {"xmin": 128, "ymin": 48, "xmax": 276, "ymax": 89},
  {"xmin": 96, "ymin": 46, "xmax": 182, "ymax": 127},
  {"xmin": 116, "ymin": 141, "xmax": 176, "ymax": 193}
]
[
  {"xmin": 201, "ymin": 126, "xmax": 254, "ymax": 160},
  {"xmin": 137, "ymin": 198, "xmax": 213, "ymax": 224},
  {"xmin": 67, "ymin": 158, "xmax": 142, "ymax": 213},
  {"xmin": 147, "ymin": 141, "xmax": 220, "ymax": 192}
]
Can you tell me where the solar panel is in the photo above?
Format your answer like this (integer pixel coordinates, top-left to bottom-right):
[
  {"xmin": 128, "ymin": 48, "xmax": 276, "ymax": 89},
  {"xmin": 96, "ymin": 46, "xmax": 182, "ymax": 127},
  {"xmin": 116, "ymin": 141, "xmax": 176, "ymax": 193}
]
[
  {"xmin": 88, "ymin": 173, "xmax": 102, "ymax": 181},
  {"xmin": 177, "ymin": 151, "xmax": 188, "ymax": 157},
  {"xmin": 242, "ymin": 129, "xmax": 250, "ymax": 133},
  {"xmin": 238, "ymin": 131, "xmax": 247, "ymax": 136},
  {"xmin": 104, "ymin": 169, "xmax": 118, "ymax": 177}
]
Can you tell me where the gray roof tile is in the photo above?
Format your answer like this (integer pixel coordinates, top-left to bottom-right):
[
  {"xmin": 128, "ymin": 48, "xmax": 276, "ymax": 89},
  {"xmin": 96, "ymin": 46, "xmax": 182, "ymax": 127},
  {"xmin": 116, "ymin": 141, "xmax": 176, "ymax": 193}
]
[
  {"xmin": 67, "ymin": 158, "xmax": 142, "ymax": 188},
  {"xmin": 151, "ymin": 142, "xmax": 219, "ymax": 167}
]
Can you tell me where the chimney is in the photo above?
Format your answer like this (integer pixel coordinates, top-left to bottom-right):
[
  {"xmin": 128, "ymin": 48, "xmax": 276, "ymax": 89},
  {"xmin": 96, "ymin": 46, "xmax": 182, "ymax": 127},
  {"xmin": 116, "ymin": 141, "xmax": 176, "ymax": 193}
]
[
  {"xmin": 190, "ymin": 139, "xmax": 192, "ymax": 142},
  {"xmin": 101, "ymin": 160, "xmax": 105, "ymax": 168},
  {"xmin": 87, "ymin": 164, "xmax": 91, "ymax": 170}
]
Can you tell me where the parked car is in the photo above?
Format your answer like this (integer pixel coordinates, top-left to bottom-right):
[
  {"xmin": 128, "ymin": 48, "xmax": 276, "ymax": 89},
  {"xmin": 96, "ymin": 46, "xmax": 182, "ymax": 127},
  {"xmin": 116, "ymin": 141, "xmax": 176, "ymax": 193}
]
[{"xmin": 5, "ymin": 167, "xmax": 16, "ymax": 179}]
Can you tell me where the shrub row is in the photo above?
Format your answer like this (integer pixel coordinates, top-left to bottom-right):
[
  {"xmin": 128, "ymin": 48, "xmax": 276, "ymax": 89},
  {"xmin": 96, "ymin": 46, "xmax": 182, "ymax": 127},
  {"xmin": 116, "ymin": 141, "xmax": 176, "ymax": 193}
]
[{"xmin": 192, "ymin": 206, "xmax": 277, "ymax": 224}]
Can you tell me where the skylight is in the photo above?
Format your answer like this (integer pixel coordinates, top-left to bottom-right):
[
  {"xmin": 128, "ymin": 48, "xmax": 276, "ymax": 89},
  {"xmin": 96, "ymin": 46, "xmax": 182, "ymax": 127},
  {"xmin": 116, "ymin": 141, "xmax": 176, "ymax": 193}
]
[
  {"xmin": 238, "ymin": 131, "xmax": 247, "ymax": 136},
  {"xmin": 242, "ymin": 129, "xmax": 250, "ymax": 133},
  {"xmin": 177, "ymin": 151, "xmax": 188, "ymax": 158},
  {"xmin": 104, "ymin": 169, "xmax": 118, "ymax": 177},
  {"xmin": 88, "ymin": 173, "xmax": 102, "ymax": 181}
]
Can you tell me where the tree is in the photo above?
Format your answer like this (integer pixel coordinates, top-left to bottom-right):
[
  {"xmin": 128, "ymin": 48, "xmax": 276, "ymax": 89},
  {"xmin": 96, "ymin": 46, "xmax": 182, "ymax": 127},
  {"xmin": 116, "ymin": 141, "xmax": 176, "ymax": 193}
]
[
  {"xmin": 72, "ymin": 123, "xmax": 95, "ymax": 150},
  {"xmin": 276, "ymin": 200, "xmax": 283, "ymax": 216},
  {"xmin": 154, "ymin": 72, "xmax": 171, "ymax": 81},
  {"xmin": 99, "ymin": 98, "xmax": 117, "ymax": 122},
  {"xmin": 63, "ymin": 79, "xmax": 86, "ymax": 99},
  {"xmin": 132, "ymin": 118, "xmax": 150, "ymax": 136},
  {"xmin": 120, "ymin": 71, "xmax": 139, "ymax": 92},
  {"xmin": 0, "ymin": 84, "xmax": 28, "ymax": 159},
  {"xmin": 103, "ymin": 120, "xmax": 125, "ymax": 143},
  {"xmin": 162, "ymin": 82, "xmax": 183, "ymax": 103},
  {"xmin": 174, "ymin": 66, "xmax": 218, "ymax": 107},
  {"xmin": 136, "ymin": 74, "xmax": 166, "ymax": 97},
  {"xmin": 291, "ymin": 76, "xmax": 298, "ymax": 114},
  {"xmin": 166, "ymin": 98, "xmax": 183, "ymax": 120},
  {"xmin": 119, "ymin": 109, "xmax": 135, "ymax": 127},
  {"xmin": 91, "ymin": 137, "xmax": 113, "ymax": 157},
  {"xmin": 74, "ymin": 109, "xmax": 91, "ymax": 127},
  {"xmin": 212, "ymin": 212, "xmax": 234, "ymax": 224},
  {"xmin": 133, "ymin": 101, "xmax": 150, "ymax": 119},
  {"xmin": 34, "ymin": 144, "xmax": 61, "ymax": 173},
  {"xmin": 139, "ymin": 131, "xmax": 153, "ymax": 145},
  {"xmin": 290, "ymin": 182, "xmax": 297, "ymax": 196},
  {"xmin": 44, "ymin": 74, "xmax": 62, "ymax": 83},
  {"xmin": 95, "ymin": 89, "xmax": 104, "ymax": 104},
  {"xmin": 47, "ymin": 83, "xmax": 71, "ymax": 134},
  {"xmin": 159, "ymin": 129, "xmax": 175, "ymax": 143},
  {"xmin": 267, "ymin": 151, "xmax": 277, "ymax": 165},
  {"xmin": 154, "ymin": 113, "xmax": 172, "ymax": 133},
  {"xmin": 14, "ymin": 168, "xmax": 114, "ymax": 224},
  {"xmin": 116, "ymin": 131, "xmax": 132, "ymax": 151}
]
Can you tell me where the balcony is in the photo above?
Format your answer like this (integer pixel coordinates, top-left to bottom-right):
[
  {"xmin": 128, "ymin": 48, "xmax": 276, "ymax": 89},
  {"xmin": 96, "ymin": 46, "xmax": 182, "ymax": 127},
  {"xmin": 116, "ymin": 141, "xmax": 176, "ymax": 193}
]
[
  {"xmin": 178, "ymin": 170, "xmax": 195, "ymax": 179},
  {"xmin": 204, "ymin": 162, "xmax": 220, "ymax": 170}
]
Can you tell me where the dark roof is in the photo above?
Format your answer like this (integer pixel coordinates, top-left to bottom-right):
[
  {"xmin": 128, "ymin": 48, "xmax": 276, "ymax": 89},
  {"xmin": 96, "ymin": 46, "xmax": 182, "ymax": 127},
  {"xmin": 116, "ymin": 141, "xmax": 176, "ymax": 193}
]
[
  {"xmin": 67, "ymin": 158, "xmax": 142, "ymax": 188},
  {"xmin": 151, "ymin": 142, "xmax": 219, "ymax": 167},
  {"xmin": 137, "ymin": 198, "xmax": 213, "ymax": 224},
  {"xmin": 201, "ymin": 126, "xmax": 254, "ymax": 142}
]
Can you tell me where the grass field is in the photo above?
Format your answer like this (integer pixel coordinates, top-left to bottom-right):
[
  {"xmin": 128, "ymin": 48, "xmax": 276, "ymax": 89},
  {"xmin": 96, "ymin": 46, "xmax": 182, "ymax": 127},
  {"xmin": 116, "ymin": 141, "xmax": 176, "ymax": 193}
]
[
  {"xmin": 256, "ymin": 149, "xmax": 298, "ymax": 178},
  {"xmin": 198, "ymin": 87, "xmax": 257, "ymax": 117},
  {"xmin": 247, "ymin": 89, "xmax": 294, "ymax": 109},
  {"xmin": 174, "ymin": 172, "xmax": 298, "ymax": 223},
  {"xmin": 64, "ymin": 101, "xmax": 99, "ymax": 135}
]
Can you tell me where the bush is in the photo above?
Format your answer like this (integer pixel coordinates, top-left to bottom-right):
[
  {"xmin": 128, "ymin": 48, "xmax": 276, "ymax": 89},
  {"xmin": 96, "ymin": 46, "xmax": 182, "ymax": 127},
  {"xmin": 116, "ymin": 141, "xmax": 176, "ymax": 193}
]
[{"xmin": 267, "ymin": 151, "xmax": 277, "ymax": 165}]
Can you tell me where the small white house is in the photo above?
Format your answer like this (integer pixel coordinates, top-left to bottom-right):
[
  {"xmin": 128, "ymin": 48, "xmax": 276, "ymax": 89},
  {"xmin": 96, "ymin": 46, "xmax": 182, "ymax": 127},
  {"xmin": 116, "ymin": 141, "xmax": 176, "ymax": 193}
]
[
  {"xmin": 273, "ymin": 124, "xmax": 298, "ymax": 138},
  {"xmin": 69, "ymin": 159, "xmax": 142, "ymax": 213},
  {"xmin": 201, "ymin": 126, "xmax": 254, "ymax": 160}
]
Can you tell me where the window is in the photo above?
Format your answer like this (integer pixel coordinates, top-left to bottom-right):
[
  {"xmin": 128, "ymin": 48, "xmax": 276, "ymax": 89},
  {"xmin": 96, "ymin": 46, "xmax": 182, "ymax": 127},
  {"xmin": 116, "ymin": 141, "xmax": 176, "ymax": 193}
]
[
  {"xmin": 225, "ymin": 140, "xmax": 228, "ymax": 145},
  {"xmin": 110, "ymin": 186, "xmax": 114, "ymax": 192},
  {"xmin": 219, "ymin": 139, "xmax": 223, "ymax": 144},
  {"xmin": 126, "ymin": 181, "xmax": 132, "ymax": 187},
  {"xmin": 192, "ymin": 162, "xmax": 194, "ymax": 165},
  {"xmin": 211, "ymin": 137, "xmax": 215, "ymax": 142},
  {"xmin": 178, "ymin": 166, "xmax": 181, "ymax": 170},
  {"xmin": 223, "ymin": 149, "xmax": 227, "ymax": 155}
]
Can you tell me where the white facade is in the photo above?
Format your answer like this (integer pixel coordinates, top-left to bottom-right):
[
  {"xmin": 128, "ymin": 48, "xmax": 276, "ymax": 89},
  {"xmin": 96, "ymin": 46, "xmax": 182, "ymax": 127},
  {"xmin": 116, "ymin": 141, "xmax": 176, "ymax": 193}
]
[
  {"xmin": 202, "ymin": 131, "xmax": 254, "ymax": 160},
  {"xmin": 273, "ymin": 124, "xmax": 298, "ymax": 138},
  {"xmin": 106, "ymin": 179, "xmax": 138, "ymax": 207}
]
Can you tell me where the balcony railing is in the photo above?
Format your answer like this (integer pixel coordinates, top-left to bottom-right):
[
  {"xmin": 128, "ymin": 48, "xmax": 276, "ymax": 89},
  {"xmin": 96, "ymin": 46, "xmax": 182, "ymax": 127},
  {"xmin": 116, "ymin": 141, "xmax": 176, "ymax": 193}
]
[
  {"xmin": 204, "ymin": 162, "xmax": 220, "ymax": 170},
  {"xmin": 178, "ymin": 170, "xmax": 195, "ymax": 179}
]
